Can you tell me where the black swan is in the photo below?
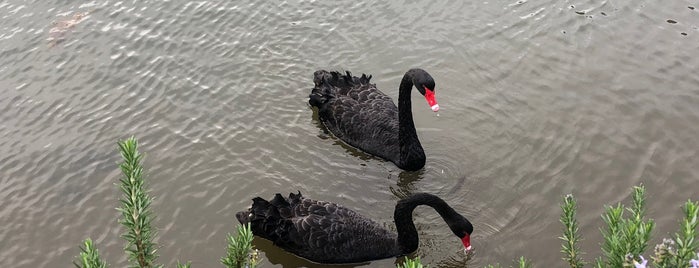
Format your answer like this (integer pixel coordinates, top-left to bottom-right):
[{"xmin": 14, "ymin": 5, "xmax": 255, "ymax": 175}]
[
  {"xmin": 236, "ymin": 192, "xmax": 473, "ymax": 264},
  {"xmin": 308, "ymin": 69, "xmax": 439, "ymax": 171}
]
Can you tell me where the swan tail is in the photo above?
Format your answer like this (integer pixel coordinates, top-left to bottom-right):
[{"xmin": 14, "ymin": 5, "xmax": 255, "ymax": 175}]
[
  {"xmin": 329, "ymin": 71, "xmax": 372, "ymax": 88},
  {"xmin": 309, "ymin": 70, "xmax": 373, "ymax": 107},
  {"xmin": 236, "ymin": 192, "xmax": 304, "ymax": 245}
]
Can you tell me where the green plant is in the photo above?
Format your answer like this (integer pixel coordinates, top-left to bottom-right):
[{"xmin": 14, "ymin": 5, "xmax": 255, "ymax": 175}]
[
  {"xmin": 675, "ymin": 201, "xmax": 699, "ymax": 265},
  {"xmin": 597, "ymin": 185, "xmax": 654, "ymax": 267},
  {"xmin": 651, "ymin": 200, "xmax": 699, "ymax": 268},
  {"xmin": 490, "ymin": 185, "xmax": 698, "ymax": 268},
  {"xmin": 398, "ymin": 256, "xmax": 425, "ymax": 268},
  {"xmin": 74, "ymin": 238, "xmax": 107, "ymax": 268},
  {"xmin": 221, "ymin": 223, "xmax": 260, "ymax": 268},
  {"xmin": 561, "ymin": 194, "xmax": 585, "ymax": 268},
  {"xmin": 484, "ymin": 256, "xmax": 532, "ymax": 268},
  {"xmin": 74, "ymin": 137, "xmax": 257, "ymax": 268},
  {"xmin": 117, "ymin": 138, "xmax": 160, "ymax": 268}
]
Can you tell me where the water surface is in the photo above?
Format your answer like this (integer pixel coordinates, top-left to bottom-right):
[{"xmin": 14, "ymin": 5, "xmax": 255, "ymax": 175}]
[{"xmin": 1, "ymin": 0, "xmax": 698, "ymax": 267}]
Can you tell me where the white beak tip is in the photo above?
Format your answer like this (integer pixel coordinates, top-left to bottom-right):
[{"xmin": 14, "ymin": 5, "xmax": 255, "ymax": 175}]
[{"xmin": 431, "ymin": 104, "xmax": 440, "ymax": 112}]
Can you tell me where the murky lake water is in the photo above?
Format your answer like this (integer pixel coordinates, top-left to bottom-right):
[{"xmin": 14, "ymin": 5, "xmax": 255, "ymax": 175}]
[{"xmin": 1, "ymin": 0, "xmax": 698, "ymax": 267}]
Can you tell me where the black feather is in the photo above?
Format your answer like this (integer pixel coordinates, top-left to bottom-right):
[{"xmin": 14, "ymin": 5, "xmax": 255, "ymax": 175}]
[
  {"xmin": 308, "ymin": 69, "xmax": 434, "ymax": 171},
  {"xmin": 236, "ymin": 192, "xmax": 474, "ymax": 264},
  {"xmin": 237, "ymin": 192, "xmax": 398, "ymax": 263}
]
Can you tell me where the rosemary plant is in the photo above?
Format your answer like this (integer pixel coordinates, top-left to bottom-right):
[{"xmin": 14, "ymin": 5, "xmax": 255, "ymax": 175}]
[
  {"xmin": 117, "ymin": 137, "xmax": 160, "ymax": 268},
  {"xmin": 74, "ymin": 238, "xmax": 107, "ymax": 268},
  {"xmin": 598, "ymin": 185, "xmax": 654, "ymax": 267},
  {"xmin": 397, "ymin": 256, "xmax": 425, "ymax": 268},
  {"xmin": 74, "ymin": 137, "xmax": 194, "ymax": 268},
  {"xmin": 652, "ymin": 200, "xmax": 699, "ymax": 268},
  {"xmin": 490, "ymin": 185, "xmax": 697, "ymax": 268},
  {"xmin": 484, "ymin": 256, "xmax": 532, "ymax": 268},
  {"xmin": 176, "ymin": 261, "xmax": 191, "ymax": 268},
  {"xmin": 221, "ymin": 223, "xmax": 260, "ymax": 268},
  {"xmin": 674, "ymin": 200, "xmax": 699, "ymax": 265},
  {"xmin": 561, "ymin": 194, "xmax": 585, "ymax": 268}
]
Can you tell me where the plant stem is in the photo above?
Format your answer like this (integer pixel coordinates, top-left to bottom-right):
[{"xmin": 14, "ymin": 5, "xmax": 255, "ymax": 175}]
[
  {"xmin": 560, "ymin": 194, "xmax": 585, "ymax": 268},
  {"xmin": 117, "ymin": 137, "xmax": 160, "ymax": 268}
]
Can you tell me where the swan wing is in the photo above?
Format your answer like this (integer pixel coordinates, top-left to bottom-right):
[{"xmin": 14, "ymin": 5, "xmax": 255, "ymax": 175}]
[
  {"xmin": 311, "ymin": 72, "xmax": 400, "ymax": 161},
  {"xmin": 288, "ymin": 197, "xmax": 399, "ymax": 263},
  {"xmin": 238, "ymin": 193, "xmax": 398, "ymax": 263}
]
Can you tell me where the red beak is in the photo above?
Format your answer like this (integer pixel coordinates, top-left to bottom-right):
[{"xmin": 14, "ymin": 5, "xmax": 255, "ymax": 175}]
[
  {"xmin": 462, "ymin": 235, "xmax": 472, "ymax": 252},
  {"xmin": 423, "ymin": 86, "xmax": 439, "ymax": 112}
]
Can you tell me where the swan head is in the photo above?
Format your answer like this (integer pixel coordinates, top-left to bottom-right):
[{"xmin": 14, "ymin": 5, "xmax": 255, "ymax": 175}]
[
  {"xmin": 446, "ymin": 212, "xmax": 474, "ymax": 253},
  {"xmin": 411, "ymin": 69, "xmax": 439, "ymax": 112}
]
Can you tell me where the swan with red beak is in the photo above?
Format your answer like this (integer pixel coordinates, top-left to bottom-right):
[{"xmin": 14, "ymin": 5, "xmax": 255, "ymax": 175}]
[{"xmin": 309, "ymin": 68, "xmax": 442, "ymax": 171}]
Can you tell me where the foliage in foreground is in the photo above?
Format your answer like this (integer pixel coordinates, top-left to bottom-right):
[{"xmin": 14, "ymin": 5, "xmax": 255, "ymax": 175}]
[
  {"xmin": 222, "ymin": 223, "xmax": 260, "ymax": 268},
  {"xmin": 490, "ymin": 185, "xmax": 699, "ymax": 268},
  {"xmin": 73, "ymin": 137, "xmax": 257, "ymax": 268},
  {"xmin": 398, "ymin": 256, "xmax": 425, "ymax": 268},
  {"xmin": 484, "ymin": 256, "xmax": 532, "ymax": 268},
  {"xmin": 72, "ymin": 137, "xmax": 698, "ymax": 268},
  {"xmin": 117, "ymin": 138, "xmax": 160, "ymax": 267},
  {"xmin": 74, "ymin": 238, "xmax": 107, "ymax": 268}
]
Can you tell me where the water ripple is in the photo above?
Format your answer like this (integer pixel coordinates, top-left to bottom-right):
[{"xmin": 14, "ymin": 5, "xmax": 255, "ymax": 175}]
[{"xmin": 2, "ymin": 0, "xmax": 699, "ymax": 267}]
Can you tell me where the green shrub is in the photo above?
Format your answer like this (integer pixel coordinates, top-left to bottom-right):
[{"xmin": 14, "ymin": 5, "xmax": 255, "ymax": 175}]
[
  {"xmin": 398, "ymin": 256, "xmax": 425, "ymax": 268},
  {"xmin": 493, "ymin": 185, "xmax": 699, "ymax": 268},
  {"xmin": 484, "ymin": 256, "xmax": 532, "ymax": 268},
  {"xmin": 221, "ymin": 223, "xmax": 260, "ymax": 268},
  {"xmin": 74, "ymin": 137, "xmax": 257, "ymax": 268}
]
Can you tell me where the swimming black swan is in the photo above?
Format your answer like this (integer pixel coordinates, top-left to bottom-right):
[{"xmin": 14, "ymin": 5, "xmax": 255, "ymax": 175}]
[
  {"xmin": 236, "ymin": 192, "xmax": 473, "ymax": 264},
  {"xmin": 308, "ymin": 69, "xmax": 439, "ymax": 171}
]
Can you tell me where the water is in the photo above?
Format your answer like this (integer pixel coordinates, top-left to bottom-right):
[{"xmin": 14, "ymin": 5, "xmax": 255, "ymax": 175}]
[{"xmin": 1, "ymin": 0, "xmax": 698, "ymax": 267}]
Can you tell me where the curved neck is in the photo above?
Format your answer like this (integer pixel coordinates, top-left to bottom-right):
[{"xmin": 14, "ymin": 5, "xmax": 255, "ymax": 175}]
[
  {"xmin": 393, "ymin": 193, "xmax": 462, "ymax": 254},
  {"xmin": 397, "ymin": 74, "xmax": 424, "ymax": 170}
]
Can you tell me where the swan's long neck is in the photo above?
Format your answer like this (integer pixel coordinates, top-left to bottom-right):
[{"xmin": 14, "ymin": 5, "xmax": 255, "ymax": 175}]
[
  {"xmin": 393, "ymin": 193, "xmax": 463, "ymax": 254},
  {"xmin": 397, "ymin": 74, "xmax": 425, "ymax": 170}
]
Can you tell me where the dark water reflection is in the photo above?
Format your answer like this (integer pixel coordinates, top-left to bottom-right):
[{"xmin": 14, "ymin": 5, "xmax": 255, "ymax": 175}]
[{"xmin": 1, "ymin": 0, "xmax": 699, "ymax": 267}]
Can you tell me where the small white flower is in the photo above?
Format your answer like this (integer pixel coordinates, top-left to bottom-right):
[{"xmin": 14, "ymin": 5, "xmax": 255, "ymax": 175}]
[
  {"xmin": 633, "ymin": 255, "xmax": 647, "ymax": 268},
  {"xmin": 688, "ymin": 252, "xmax": 699, "ymax": 268}
]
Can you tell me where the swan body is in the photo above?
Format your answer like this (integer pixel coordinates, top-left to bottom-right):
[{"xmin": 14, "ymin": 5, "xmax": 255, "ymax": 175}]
[
  {"xmin": 236, "ymin": 192, "xmax": 472, "ymax": 264},
  {"xmin": 308, "ymin": 69, "xmax": 439, "ymax": 171}
]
